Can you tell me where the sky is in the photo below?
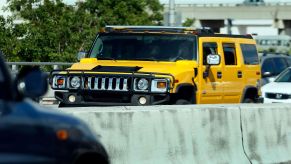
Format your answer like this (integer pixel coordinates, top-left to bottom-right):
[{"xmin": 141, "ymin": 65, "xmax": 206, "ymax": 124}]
[{"xmin": 2, "ymin": 0, "xmax": 291, "ymax": 35}]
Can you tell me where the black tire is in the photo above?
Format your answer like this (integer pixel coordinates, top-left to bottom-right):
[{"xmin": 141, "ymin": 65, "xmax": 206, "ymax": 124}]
[
  {"xmin": 58, "ymin": 102, "xmax": 67, "ymax": 108},
  {"xmin": 74, "ymin": 154, "xmax": 109, "ymax": 164},
  {"xmin": 243, "ymin": 98, "xmax": 255, "ymax": 103},
  {"xmin": 175, "ymin": 99, "xmax": 191, "ymax": 105}
]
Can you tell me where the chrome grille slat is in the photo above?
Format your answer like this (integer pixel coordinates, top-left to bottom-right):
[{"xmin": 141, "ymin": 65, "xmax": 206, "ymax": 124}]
[
  {"xmin": 123, "ymin": 78, "xmax": 128, "ymax": 91},
  {"xmin": 88, "ymin": 76, "xmax": 129, "ymax": 91},
  {"xmin": 101, "ymin": 78, "xmax": 106, "ymax": 90},
  {"xmin": 88, "ymin": 77, "xmax": 92, "ymax": 89},
  {"xmin": 94, "ymin": 77, "xmax": 99, "ymax": 90},
  {"xmin": 116, "ymin": 78, "xmax": 120, "ymax": 91},
  {"xmin": 108, "ymin": 78, "xmax": 113, "ymax": 90}
]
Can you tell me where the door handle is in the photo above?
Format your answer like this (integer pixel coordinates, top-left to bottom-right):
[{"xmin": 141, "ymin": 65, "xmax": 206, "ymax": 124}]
[
  {"xmin": 217, "ymin": 71, "xmax": 222, "ymax": 79},
  {"xmin": 238, "ymin": 71, "xmax": 242, "ymax": 78}
]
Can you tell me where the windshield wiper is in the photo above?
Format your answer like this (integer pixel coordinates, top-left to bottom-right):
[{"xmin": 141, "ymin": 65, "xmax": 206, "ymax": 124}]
[{"xmin": 97, "ymin": 57, "xmax": 116, "ymax": 60}]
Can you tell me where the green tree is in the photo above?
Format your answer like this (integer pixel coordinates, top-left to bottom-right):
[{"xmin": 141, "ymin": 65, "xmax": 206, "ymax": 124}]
[
  {"xmin": 182, "ymin": 18, "xmax": 195, "ymax": 27},
  {"xmin": 0, "ymin": 16, "xmax": 20, "ymax": 61},
  {"xmin": 79, "ymin": 0, "xmax": 163, "ymax": 26},
  {"xmin": 7, "ymin": 0, "xmax": 99, "ymax": 62},
  {"xmin": 4, "ymin": 0, "xmax": 164, "ymax": 62}
]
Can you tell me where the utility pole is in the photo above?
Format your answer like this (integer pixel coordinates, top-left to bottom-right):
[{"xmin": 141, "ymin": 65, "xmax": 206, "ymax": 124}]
[
  {"xmin": 227, "ymin": 18, "xmax": 232, "ymax": 34},
  {"xmin": 169, "ymin": 0, "xmax": 175, "ymax": 26}
]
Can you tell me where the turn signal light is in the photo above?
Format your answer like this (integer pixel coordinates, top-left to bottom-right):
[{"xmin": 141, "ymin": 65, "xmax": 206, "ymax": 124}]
[
  {"xmin": 57, "ymin": 79, "xmax": 64, "ymax": 85},
  {"xmin": 56, "ymin": 130, "xmax": 69, "ymax": 141},
  {"xmin": 157, "ymin": 82, "xmax": 166, "ymax": 88}
]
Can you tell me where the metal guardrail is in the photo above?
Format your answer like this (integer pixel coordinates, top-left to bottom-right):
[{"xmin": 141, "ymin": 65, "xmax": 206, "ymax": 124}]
[
  {"xmin": 5, "ymin": 62, "xmax": 74, "ymax": 105},
  {"xmin": 162, "ymin": 2, "xmax": 291, "ymax": 7},
  {"xmin": 6, "ymin": 62, "xmax": 73, "ymax": 105},
  {"xmin": 6, "ymin": 62, "xmax": 73, "ymax": 72}
]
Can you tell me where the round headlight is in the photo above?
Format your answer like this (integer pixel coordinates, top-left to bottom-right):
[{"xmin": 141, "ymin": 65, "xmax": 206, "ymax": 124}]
[
  {"xmin": 70, "ymin": 76, "xmax": 81, "ymax": 88},
  {"xmin": 137, "ymin": 78, "xmax": 149, "ymax": 90}
]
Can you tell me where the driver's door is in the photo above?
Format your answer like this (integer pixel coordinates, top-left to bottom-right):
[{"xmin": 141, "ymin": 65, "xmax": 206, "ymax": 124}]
[{"xmin": 197, "ymin": 38, "xmax": 223, "ymax": 104}]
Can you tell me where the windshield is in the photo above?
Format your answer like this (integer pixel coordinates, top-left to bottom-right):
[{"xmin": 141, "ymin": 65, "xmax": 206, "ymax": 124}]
[
  {"xmin": 275, "ymin": 68, "xmax": 291, "ymax": 82},
  {"xmin": 89, "ymin": 33, "xmax": 197, "ymax": 62}
]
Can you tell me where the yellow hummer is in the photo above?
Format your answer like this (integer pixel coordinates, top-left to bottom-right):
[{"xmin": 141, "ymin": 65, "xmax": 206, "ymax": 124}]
[{"xmin": 50, "ymin": 26, "xmax": 263, "ymax": 107}]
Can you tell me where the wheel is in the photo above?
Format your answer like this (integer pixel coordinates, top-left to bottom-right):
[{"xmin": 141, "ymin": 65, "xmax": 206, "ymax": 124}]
[
  {"xmin": 243, "ymin": 98, "xmax": 255, "ymax": 103},
  {"xmin": 74, "ymin": 154, "xmax": 109, "ymax": 164},
  {"xmin": 175, "ymin": 99, "xmax": 191, "ymax": 105},
  {"xmin": 58, "ymin": 102, "xmax": 67, "ymax": 107}
]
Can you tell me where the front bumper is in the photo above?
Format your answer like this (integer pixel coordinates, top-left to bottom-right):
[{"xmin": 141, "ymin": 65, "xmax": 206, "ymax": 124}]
[
  {"xmin": 263, "ymin": 97, "xmax": 291, "ymax": 103},
  {"xmin": 55, "ymin": 91, "xmax": 170, "ymax": 106},
  {"xmin": 256, "ymin": 96, "xmax": 264, "ymax": 103}
]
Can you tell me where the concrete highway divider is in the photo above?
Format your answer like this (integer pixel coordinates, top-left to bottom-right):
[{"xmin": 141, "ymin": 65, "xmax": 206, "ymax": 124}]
[
  {"xmin": 240, "ymin": 104, "xmax": 291, "ymax": 163},
  {"xmin": 53, "ymin": 104, "xmax": 291, "ymax": 164}
]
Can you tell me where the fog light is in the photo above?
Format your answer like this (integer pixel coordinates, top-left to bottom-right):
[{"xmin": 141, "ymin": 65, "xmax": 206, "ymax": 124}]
[
  {"xmin": 68, "ymin": 95, "xmax": 76, "ymax": 103},
  {"xmin": 139, "ymin": 96, "xmax": 147, "ymax": 105}
]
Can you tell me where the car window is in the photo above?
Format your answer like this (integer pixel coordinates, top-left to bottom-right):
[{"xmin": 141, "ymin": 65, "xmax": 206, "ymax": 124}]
[
  {"xmin": 273, "ymin": 58, "xmax": 288, "ymax": 75},
  {"xmin": 275, "ymin": 69, "xmax": 291, "ymax": 82},
  {"xmin": 223, "ymin": 43, "xmax": 237, "ymax": 65},
  {"xmin": 287, "ymin": 58, "xmax": 291, "ymax": 66},
  {"xmin": 202, "ymin": 42, "xmax": 218, "ymax": 65},
  {"xmin": 240, "ymin": 44, "xmax": 259, "ymax": 65},
  {"xmin": 261, "ymin": 58, "xmax": 275, "ymax": 74}
]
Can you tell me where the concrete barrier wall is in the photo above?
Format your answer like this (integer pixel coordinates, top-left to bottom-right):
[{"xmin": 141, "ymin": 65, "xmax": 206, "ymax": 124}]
[
  {"xmin": 57, "ymin": 104, "xmax": 291, "ymax": 164},
  {"xmin": 240, "ymin": 104, "xmax": 291, "ymax": 163}
]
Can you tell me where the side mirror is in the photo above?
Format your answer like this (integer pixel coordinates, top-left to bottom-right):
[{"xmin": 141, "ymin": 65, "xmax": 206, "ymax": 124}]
[
  {"xmin": 203, "ymin": 54, "xmax": 221, "ymax": 78},
  {"xmin": 206, "ymin": 54, "xmax": 221, "ymax": 65},
  {"xmin": 16, "ymin": 66, "xmax": 48, "ymax": 99},
  {"xmin": 262, "ymin": 71, "xmax": 272, "ymax": 78},
  {"xmin": 77, "ymin": 51, "xmax": 87, "ymax": 61}
]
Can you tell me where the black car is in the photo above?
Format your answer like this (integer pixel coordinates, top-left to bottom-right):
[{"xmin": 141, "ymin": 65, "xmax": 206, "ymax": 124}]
[
  {"xmin": 0, "ymin": 52, "xmax": 109, "ymax": 164},
  {"xmin": 260, "ymin": 53, "xmax": 291, "ymax": 86}
]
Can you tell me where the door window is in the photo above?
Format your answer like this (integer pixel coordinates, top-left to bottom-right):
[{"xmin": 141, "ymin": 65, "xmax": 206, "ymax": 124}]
[
  {"xmin": 223, "ymin": 43, "xmax": 237, "ymax": 65},
  {"xmin": 240, "ymin": 44, "xmax": 259, "ymax": 65},
  {"xmin": 202, "ymin": 42, "xmax": 218, "ymax": 65}
]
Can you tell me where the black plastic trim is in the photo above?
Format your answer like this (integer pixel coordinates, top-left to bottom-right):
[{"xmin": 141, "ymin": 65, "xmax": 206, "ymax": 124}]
[{"xmin": 240, "ymin": 86, "xmax": 258, "ymax": 103}]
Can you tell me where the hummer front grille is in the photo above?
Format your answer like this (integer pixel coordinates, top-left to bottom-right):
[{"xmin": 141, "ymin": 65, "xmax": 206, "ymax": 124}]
[{"xmin": 84, "ymin": 76, "xmax": 131, "ymax": 91}]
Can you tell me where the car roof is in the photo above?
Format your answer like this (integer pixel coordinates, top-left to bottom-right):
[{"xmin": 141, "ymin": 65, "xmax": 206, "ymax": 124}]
[{"xmin": 260, "ymin": 53, "xmax": 291, "ymax": 60}]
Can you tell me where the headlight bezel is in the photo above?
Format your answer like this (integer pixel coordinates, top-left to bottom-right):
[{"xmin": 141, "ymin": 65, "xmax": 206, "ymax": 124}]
[
  {"xmin": 134, "ymin": 78, "xmax": 149, "ymax": 92},
  {"xmin": 133, "ymin": 77, "xmax": 170, "ymax": 93},
  {"xmin": 52, "ymin": 75, "xmax": 66, "ymax": 89},
  {"xmin": 51, "ymin": 74, "xmax": 83, "ymax": 90},
  {"xmin": 151, "ymin": 79, "xmax": 169, "ymax": 93},
  {"xmin": 69, "ymin": 76, "xmax": 82, "ymax": 89}
]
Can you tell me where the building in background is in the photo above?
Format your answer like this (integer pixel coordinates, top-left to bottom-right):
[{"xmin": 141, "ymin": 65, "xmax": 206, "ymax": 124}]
[{"xmin": 163, "ymin": 0, "xmax": 291, "ymax": 37}]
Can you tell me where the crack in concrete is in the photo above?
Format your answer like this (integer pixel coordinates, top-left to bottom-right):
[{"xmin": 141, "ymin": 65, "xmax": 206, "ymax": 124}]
[{"xmin": 239, "ymin": 106, "xmax": 252, "ymax": 164}]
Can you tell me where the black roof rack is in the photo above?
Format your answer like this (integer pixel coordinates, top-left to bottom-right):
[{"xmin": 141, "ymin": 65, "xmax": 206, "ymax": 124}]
[
  {"xmin": 103, "ymin": 25, "xmax": 253, "ymax": 39},
  {"xmin": 104, "ymin": 25, "xmax": 215, "ymax": 35}
]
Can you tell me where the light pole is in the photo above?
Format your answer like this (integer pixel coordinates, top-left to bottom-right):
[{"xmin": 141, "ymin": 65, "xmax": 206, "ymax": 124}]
[{"xmin": 169, "ymin": 0, "xmax": 175, "ymax": 26}]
